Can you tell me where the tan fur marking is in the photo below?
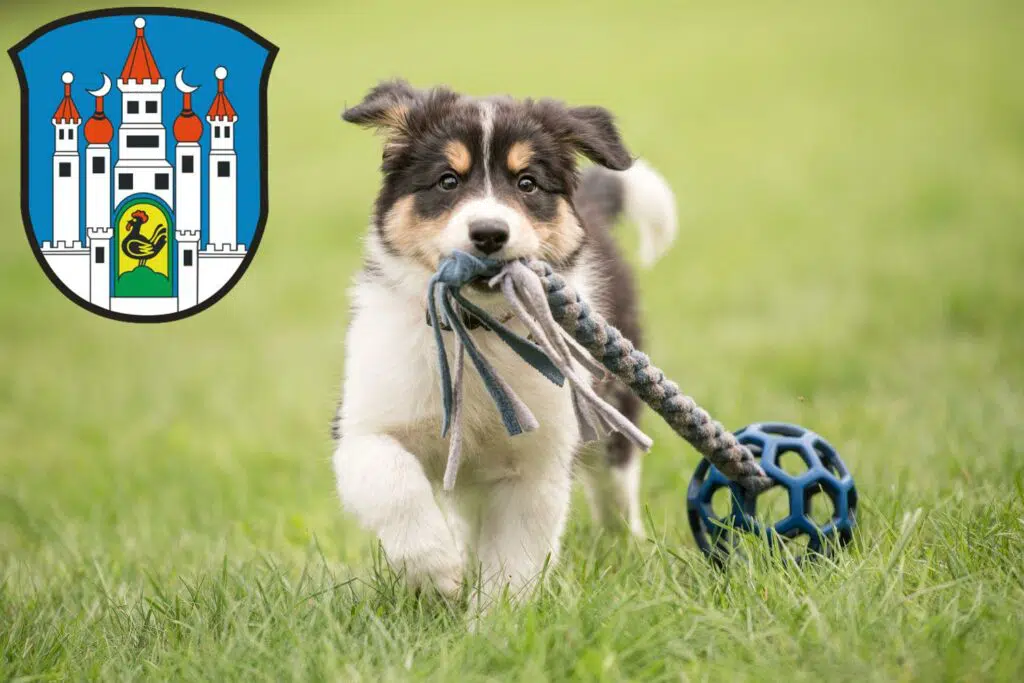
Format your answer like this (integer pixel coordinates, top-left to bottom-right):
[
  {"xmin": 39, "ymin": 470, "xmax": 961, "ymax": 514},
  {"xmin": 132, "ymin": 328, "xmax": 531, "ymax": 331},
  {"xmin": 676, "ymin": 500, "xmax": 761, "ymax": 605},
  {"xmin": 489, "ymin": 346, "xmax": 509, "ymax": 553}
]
[
  {"xmin": 380, "ymin": 196, "xmax": 450, "ymax": 269},
  {"xmin": 381, "ymin": 104, "xmax": 410, "ymax": 133},
  {"xmin": 507, "ymin": 141, "xmax": 534, "ymax": 174},
  {"xmin": 375, "ymin": 105, "xmax": 411, "ymax": 160},
  {"xmin": 445, "ymin": 141, "xmax": 472, "ymax": 175},
  {"xmin": 534, "ymin": 198, "xmax": 584, "ymax": 264}
]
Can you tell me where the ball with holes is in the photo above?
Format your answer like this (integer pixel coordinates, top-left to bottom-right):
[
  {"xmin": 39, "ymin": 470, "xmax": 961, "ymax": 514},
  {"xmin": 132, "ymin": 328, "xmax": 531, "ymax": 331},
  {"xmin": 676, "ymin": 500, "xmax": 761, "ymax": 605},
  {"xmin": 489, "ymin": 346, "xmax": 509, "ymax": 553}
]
[{"xmin": 686, "ymin": 422, "xmax": 857, "ymax": 563}]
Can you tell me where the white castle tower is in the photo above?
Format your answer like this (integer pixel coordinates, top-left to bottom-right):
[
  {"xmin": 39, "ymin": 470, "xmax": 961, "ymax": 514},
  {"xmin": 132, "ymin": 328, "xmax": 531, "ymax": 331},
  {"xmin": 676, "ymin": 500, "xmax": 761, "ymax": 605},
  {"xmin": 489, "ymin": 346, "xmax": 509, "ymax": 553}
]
[
  {"xmin": 173, "ymin": 69, "xmax": 203, "ymax": 310},
  {"xmin": 113, "ymin": 18, "xmax": 173, "ymax": 209},
  {"xmin": 206, "ymin": 66, "xmax": 237, "ymax": 248},
  {"xmin": 84, "ymin": 74, "xmax": 114, "ymax": 308},
  {"xmin": 52, "ymin": 71, "xmax": 82, "ymax": 247}
]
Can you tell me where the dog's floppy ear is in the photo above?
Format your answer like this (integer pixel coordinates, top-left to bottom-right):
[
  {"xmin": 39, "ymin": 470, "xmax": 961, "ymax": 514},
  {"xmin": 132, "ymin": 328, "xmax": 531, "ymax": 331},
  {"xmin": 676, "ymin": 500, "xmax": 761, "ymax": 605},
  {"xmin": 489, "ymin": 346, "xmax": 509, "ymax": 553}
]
[
  {"xmin": 342, "ymin": 79, "xmax": 421, "ymax": 136},
  {"xmin": 564, "ymin": 105, "xmax": 633, "ymax": 171}
]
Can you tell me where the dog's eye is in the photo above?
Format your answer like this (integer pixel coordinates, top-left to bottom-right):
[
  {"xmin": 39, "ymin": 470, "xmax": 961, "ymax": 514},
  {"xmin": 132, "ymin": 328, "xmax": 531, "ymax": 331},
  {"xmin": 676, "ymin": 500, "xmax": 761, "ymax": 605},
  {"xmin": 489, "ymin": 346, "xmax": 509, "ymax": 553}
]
[
  {"xmin": 517, "ymin": 175, "xmax": 537, "ymax": 194},
  {"xmin": 438, "ymin": 173, "xmax": 459, "ymax": 191}
]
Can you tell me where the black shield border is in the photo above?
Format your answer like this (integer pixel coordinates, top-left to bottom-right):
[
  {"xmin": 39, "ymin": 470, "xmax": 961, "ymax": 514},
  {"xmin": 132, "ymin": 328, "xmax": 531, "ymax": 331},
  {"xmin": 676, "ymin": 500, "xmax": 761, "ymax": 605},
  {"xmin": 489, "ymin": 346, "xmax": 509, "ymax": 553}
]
[{"xmin": 8, "ymin": 6, "xmax": 279, "ymax": 323}]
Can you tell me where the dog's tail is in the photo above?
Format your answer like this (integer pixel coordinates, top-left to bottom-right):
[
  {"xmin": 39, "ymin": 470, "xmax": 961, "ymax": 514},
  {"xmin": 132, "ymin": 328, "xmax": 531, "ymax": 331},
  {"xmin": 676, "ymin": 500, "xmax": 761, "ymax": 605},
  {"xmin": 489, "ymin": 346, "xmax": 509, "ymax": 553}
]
[{"xmin": 576, "ymin": 159, "xmax": 678, "ymax": 267}]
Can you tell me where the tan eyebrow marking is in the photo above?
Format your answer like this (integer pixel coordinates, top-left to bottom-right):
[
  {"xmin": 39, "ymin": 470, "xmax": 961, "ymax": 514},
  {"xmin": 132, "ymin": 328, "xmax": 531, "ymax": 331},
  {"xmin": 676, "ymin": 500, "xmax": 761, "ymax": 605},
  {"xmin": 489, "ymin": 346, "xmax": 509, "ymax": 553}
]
[
  {"xmin": 507, "ymin": 141, "xmax": 534, "ymax": 174},
  {"xmin": 444, "ymin": 140, "xmax": 472, "ymax": 175}
]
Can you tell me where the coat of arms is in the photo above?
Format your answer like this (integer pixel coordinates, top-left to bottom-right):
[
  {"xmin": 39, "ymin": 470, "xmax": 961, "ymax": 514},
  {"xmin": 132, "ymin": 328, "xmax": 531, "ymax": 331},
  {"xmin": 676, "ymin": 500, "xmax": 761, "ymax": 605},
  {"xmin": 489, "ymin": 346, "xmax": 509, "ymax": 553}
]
[{"xmin": 10, "ymin": 9, "xmax": 277, "ymax": 321}]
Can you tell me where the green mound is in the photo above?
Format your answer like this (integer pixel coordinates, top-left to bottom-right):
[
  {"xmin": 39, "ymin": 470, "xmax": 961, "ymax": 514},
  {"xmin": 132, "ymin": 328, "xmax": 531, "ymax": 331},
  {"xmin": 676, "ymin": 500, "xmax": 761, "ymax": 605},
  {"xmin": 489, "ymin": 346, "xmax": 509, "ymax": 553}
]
[{"xmin": 116, "ymin": 265, "xmax": 171, "ymax": 297}]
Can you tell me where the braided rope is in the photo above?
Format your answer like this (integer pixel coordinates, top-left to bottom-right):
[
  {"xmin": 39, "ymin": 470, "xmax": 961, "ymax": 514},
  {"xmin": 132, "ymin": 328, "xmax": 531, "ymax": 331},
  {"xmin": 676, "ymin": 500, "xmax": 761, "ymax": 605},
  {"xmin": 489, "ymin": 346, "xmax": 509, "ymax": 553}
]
[
  {"xmin": 427, "ymin": 251, "xmax": 772, "ymax": 493},
  {"xmin": 528, "ymin": 260, "xmax": 773, "ymax": 492}
]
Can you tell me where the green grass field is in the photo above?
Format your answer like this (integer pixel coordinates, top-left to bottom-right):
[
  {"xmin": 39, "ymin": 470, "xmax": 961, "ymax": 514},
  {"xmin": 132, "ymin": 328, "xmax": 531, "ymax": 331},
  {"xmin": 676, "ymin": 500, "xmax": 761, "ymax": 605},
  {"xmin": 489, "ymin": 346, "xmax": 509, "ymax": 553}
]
[{"xmin": 3, "ymin": 0, "xmax": 1024, "ymax": 680}]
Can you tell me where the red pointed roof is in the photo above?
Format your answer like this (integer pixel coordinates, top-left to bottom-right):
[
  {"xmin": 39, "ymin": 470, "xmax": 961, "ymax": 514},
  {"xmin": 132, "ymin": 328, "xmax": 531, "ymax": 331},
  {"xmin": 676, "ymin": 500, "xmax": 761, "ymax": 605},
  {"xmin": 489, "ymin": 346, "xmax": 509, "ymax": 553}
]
[
  {"xmin": 53, "ymin": 73, "xmax": 81, "ymax": 123},
  {"xmin": 120, "ymin": 18, "xmax": 161, "ymax": 82},
  {"xmin": 206, "ymin": 67, "xmax": 237, "ymax": 120}
]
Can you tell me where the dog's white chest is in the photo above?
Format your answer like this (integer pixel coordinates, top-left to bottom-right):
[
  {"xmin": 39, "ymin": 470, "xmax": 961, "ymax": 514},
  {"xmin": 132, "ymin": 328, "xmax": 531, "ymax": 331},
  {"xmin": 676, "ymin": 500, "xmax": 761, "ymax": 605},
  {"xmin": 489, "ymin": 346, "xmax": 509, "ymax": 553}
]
[{"xmin": 338, "ymin": 281, "xmax": 580, "ymax": 485}]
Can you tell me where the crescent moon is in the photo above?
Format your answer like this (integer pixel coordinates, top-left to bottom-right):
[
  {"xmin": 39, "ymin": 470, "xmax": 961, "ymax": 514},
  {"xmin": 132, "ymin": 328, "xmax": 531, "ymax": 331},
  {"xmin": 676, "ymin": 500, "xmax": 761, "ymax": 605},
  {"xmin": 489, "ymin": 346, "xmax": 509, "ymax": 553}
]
[
  {"xmin": 175, "ymin": 69, "xmax": 198, "ymax": 94},
  {"xmin": 86, "ymin": 73, "xmax": 111, "ymax": 98}
]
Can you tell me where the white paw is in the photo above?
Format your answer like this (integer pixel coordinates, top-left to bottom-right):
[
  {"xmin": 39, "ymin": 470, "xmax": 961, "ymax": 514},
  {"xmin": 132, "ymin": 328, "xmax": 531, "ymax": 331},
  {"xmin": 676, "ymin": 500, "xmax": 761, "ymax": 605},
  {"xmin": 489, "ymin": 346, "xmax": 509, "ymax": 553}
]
[{"xmin": 392, "ymin": 541, "xmax": 464, "ymax": 598}]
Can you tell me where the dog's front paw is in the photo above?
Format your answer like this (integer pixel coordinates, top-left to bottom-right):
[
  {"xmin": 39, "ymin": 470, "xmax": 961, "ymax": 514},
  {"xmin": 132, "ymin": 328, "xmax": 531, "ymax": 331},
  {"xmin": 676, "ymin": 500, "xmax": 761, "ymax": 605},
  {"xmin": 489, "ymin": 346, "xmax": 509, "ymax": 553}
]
[
  {"xmin": 381, "ymin": 522, "xmax": 464, "ymax": 599},
  {"xmin": 397, "ymin": 542, "xmax": 464, "ymax": 598}
]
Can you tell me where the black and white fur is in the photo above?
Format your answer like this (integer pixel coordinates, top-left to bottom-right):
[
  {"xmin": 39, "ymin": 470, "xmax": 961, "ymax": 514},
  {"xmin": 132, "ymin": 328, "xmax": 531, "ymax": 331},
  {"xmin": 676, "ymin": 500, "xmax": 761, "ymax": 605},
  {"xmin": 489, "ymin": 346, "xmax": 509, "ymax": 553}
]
[{"xmin": 332, "ymin": 81, "xmax": 676, "ymax": 605}]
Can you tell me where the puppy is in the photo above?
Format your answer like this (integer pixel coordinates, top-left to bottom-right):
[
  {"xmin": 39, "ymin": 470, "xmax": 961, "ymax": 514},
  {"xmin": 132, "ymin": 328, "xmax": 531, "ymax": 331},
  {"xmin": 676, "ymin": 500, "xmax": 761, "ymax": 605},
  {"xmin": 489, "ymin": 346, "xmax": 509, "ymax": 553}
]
[{"xmin": 332, "ymin": 80, "xmax": 677, "ymax": 604}]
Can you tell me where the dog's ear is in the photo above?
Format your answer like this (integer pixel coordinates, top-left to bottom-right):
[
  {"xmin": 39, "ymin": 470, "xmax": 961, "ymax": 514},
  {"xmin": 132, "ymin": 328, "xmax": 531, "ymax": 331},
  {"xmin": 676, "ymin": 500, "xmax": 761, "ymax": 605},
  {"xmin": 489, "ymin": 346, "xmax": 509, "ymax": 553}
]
[
  {"xmin": 342, "ymin": 79, "xmax": 422, "ymax": 137},
  {"xmin": 564, "ymin": 105, "xmax": 633, "ymax": 171}
]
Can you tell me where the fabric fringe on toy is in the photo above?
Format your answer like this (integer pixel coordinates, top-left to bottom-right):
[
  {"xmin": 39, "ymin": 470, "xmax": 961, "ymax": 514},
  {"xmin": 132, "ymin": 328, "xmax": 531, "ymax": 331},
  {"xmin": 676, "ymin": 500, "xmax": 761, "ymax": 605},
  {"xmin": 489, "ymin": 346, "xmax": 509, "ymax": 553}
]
[{"xmin": 427, "ymin": 250, "xmax": 772, "ymax": 493}]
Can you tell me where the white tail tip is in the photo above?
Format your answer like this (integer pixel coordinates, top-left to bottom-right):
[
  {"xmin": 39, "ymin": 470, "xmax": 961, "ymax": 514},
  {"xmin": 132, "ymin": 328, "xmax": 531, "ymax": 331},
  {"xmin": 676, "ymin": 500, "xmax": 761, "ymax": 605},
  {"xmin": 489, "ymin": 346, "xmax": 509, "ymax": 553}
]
[{"xmin": 620, "ymin": 159, "xmax": 678, "ymax": 267}]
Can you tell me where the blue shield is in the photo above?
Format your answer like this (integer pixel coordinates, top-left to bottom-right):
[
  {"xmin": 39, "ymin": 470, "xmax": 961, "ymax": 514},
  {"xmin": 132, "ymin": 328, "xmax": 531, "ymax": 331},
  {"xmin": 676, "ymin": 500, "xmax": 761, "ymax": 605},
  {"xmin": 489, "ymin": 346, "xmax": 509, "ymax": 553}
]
[{"xmin": 9, "ymin": 9, "xmax": 277, "ymax": 322}]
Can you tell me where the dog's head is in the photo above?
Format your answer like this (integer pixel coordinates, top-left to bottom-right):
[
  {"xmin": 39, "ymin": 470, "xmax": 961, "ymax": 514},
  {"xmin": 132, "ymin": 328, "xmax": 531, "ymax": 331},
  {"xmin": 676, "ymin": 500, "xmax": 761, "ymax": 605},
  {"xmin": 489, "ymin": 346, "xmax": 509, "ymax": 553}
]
[{"xmin": 343, "ymin": 80, "xmax": 632, "ymax": 273}]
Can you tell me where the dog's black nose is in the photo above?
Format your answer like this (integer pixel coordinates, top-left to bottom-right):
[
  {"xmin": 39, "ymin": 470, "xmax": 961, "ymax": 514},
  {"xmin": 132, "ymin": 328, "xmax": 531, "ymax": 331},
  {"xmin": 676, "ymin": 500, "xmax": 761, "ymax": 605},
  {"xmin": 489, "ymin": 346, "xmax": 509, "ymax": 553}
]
[{"xmin": 468, "ymin": 219, "xmax": 510, "ymax": 255}]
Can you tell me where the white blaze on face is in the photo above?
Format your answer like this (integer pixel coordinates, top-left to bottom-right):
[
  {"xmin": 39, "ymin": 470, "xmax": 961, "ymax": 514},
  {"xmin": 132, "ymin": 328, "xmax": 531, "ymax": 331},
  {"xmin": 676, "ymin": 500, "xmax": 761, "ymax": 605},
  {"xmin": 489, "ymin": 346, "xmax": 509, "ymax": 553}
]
[
  {"xmin": 480, "ymin": 100, "xmax": 494, "ymax": 195},
  {"xmin": 436, "ymin": 100, "xmax": 539, "ymax": 260},
  {"xmin": 436, "ymin": 196, "xmax": 538, "ymax": 259}
]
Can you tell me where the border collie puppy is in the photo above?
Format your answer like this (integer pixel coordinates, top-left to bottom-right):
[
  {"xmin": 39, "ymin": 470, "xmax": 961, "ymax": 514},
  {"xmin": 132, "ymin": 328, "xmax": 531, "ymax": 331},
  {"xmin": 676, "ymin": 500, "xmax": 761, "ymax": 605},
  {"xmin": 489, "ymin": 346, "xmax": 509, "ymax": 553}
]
[{"xmin": 333, "ymin": 80, "xmax": 677, "ymax": 604}]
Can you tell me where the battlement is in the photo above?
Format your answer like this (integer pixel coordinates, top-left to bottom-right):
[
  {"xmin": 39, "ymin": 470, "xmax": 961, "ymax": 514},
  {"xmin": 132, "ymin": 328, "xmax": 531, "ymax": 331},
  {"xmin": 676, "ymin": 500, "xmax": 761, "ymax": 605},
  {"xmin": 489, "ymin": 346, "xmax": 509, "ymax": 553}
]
[
  {"xmin": 41, "ymin": 240, "xmax": 87, "ymax": 252},
  {"xmin": 117, "ymin": 78, "xmax": 164, "ymax": 92},
  {"xmin": 201, "ymin": 243, "xmax": 247, "ymax": 255},
  {"xmin": 87, "ymin": 227, "xmax": 114, "ymax": 239},
  {"xmin": 176, "ymin": 229, "xmax": 201, "ymax": 242}
]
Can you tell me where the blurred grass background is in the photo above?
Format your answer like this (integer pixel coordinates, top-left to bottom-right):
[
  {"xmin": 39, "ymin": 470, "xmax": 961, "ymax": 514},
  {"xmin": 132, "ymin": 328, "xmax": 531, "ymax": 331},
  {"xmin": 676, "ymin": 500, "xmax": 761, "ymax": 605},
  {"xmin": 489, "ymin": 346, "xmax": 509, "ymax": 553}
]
[{"xmin": 2, "ymin": 0, "xmax": 1023, "ymax": 680}]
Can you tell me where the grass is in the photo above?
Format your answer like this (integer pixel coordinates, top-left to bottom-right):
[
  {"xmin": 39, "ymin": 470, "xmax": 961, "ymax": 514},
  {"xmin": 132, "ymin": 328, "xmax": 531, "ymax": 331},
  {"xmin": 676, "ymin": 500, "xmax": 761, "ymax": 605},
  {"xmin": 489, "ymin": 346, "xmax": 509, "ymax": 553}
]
[{"xmin": 2, "ymin": 0, "xmax": 1024, "ymax": 680}]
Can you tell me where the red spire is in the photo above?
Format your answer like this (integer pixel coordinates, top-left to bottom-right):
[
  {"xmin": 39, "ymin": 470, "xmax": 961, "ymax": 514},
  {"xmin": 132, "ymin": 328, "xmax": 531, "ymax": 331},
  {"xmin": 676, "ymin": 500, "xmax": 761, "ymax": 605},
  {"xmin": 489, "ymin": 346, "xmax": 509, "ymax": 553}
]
[
  {"xmin": 84, "ymin": 74, "xmax": 113, "ymax": 144},
  {"xmin": 206, "ymin": 67, "xmax": 237, "ymax": 120},
  {"xmin": 120, "ymin": 18, "xmax": 161, "ymax": 82},
  {"xmin": 53, "ymin": 72, "xmax": 81, "ymax": 123}
]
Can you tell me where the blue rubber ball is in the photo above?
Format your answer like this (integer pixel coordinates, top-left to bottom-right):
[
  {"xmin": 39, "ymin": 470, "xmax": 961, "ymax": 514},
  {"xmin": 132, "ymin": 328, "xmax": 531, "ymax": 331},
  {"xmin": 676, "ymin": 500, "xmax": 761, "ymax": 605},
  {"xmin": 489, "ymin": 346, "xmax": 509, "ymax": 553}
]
[{"xmin": 686, "ymin": 423, "xmax": 857, "ymax": 562}]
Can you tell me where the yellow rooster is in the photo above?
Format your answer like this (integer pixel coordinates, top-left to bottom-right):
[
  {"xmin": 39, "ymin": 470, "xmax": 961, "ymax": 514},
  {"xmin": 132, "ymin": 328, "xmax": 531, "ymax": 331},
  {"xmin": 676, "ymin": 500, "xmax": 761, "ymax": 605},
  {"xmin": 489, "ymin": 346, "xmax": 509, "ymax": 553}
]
[{"xmin": 120, "ymin": 209, "xmax": 168, "ymax": 268}]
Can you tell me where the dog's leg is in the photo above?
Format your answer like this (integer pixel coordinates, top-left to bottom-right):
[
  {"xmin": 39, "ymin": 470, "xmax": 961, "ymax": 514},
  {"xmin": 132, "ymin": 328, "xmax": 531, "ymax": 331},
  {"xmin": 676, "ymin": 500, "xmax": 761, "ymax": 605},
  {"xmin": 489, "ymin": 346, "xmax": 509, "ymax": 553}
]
[
  {"xmin": 578, "ymin": 387, "xmax": 645, "ymax": 538},
  {"xmin": 334, "ymin": 433, "xmax": 463, "ymax": 597},
  {"xmin": 471, "ymin": 452, "xmax": 573, "ymax": 609},
  {"xmin": 579, "ymin": 441, "xmax": 644, "ymax": 538}
]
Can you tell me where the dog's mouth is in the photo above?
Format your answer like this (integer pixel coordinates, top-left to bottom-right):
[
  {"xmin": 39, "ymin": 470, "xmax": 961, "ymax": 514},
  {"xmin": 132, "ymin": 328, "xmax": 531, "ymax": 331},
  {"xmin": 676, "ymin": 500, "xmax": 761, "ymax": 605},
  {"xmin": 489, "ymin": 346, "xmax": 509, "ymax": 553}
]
[{"xmin": 430, "ymin": 249, "xmax": 526, "ymax": 296}]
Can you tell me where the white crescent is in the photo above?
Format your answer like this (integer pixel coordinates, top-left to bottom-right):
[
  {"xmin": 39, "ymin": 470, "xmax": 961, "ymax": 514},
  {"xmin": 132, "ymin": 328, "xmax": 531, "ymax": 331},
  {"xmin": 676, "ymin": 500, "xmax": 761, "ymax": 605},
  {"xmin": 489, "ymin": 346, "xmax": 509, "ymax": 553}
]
[
  {"xmin": 175, "ymin": 69, "xmax": 198, "ymax": 94},
  {"xmin": 86, "ymin": 73, "xmax": 111, "ymax": 97}
]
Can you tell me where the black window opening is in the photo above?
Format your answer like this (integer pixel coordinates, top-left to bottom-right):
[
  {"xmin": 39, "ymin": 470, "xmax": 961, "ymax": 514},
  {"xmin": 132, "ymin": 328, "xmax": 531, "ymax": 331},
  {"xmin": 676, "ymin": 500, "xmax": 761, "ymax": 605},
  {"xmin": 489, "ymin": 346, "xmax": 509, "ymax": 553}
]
[
  {"xmin": 92, "ymin": 156, "xmax": 105, "ymax": 174},
  {"xmin": 95, "ymin": 246, "xmax": 105, "ymax": 264},
  {"xmin": 58, "ymin": 162, "xmax": 71, "ymax": 178},
  {"xmin": 217, "ymin": 161, "xmax": 231, "ymax": 178},
  {"xmin": 68, "ymin": 129, "xmax": 74, "ymax": 140},
  {"xmin": 126, "ymin": 135, "xmax": 159, "ymax": 148},
  {"xmin": 155, "ymin": 174, "xmax": 169, "ymax": 190},
  {"xmin": 127, "ymin": 100, "xmax": 139, "ymax": 114},
  {"xmin": 182, "ymin": 155, "xmax": 194, "ymax": 174},
  {"xmin": 224, "ymin": 126, "xmax": 231, "ymax": 139},
  {"xmin": 118, "ymin": 173, "xmax": 133, "ymax": 190},
  {"xmin": 58, "ymin": 129, "xmax": 64, "ymax": 140},
  {"xmin": 183, "ymin": 250, "xmax": 193, "ymax": 267},
  {"xmin": 214, "ymin": 126, "xmax": 221, "ymax": 138},
  {"xmin": 145, "ymin": 101, "xmax": 158, "ymax": 114}
]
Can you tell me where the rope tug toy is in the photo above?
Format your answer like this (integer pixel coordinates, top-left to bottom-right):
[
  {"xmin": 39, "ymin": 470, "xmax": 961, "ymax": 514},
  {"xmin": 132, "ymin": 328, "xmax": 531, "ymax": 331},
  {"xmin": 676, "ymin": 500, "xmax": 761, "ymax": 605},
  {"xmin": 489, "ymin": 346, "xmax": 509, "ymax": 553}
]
[{"xmin": 428, "ymin": 251, "xmax": 856, "ymax": 560}]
